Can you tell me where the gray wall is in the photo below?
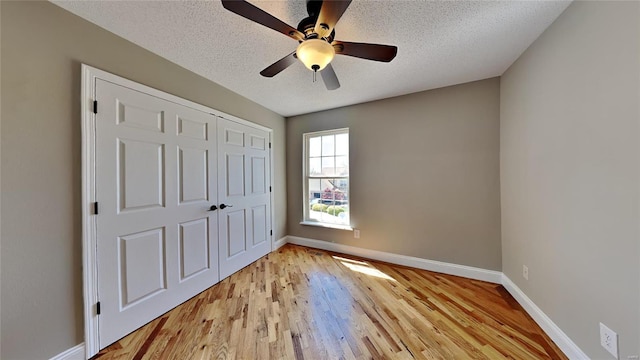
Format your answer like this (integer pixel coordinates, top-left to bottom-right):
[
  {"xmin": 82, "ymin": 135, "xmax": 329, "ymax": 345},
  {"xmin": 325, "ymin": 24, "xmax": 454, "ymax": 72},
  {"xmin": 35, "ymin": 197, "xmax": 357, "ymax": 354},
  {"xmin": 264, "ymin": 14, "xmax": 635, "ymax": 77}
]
[
  {"xmin": 500, "ymin": 1, "xmax": 639, "ymax": 358},
  {"xmin": 0, "ymin": 2, "xmax": 3, "ymax": 356},
  {"xmin": 0, "ymin": 2, "xmax": 286, "ymax": 359},
  {"xmin": 287, "ymin": 78, "xmax": 502, "ymax": 271}
]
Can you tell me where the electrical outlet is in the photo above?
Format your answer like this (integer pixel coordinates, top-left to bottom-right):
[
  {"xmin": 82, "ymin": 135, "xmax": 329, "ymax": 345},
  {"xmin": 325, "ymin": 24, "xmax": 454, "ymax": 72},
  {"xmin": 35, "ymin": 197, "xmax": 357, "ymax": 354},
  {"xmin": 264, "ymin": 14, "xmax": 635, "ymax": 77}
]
[
  {"xmin": 522, "ymin": 265, "xmax": 529, "ymax": 280},
  {"xmin": 600, "ymin": 322, "xmax": 618, "ymax": 359},
  {"xmin": 354, "ymin": 229, "xmax": 360, "ymax": 239}
]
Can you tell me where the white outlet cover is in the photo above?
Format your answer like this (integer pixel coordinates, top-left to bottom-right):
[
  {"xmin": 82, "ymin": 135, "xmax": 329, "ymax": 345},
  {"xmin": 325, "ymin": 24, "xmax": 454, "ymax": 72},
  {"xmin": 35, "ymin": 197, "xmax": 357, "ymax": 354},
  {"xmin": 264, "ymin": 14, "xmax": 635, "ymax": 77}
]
[
  {"xmin": 599, "ymin": 322, "xmax": 619, "ymax": 359},
  {"xmin": 522, "ymin": 265, "xmax": 529, "ymax": 280},
  {"xmin": 354, "ymin": 229, "xmax": 360, "ymax": 239}
]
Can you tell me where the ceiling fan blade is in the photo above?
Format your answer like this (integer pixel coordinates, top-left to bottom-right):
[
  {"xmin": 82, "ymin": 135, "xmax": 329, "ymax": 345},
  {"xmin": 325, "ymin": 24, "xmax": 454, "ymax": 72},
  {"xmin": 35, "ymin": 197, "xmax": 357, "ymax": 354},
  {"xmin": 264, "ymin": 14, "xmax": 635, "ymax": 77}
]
[
  {"xmin": 321, "ymin": 63, "xmax": 340, "ymax": 90},
  {"xmin": 314, "ymin": 0, "xmax": 352, "ymax": 39},
  {"xmin": 333, "ymin": 41, "xmax": 398, "ymax": 62},
  {"xmin": 260, "ymin": 52, "xmax": 297, "ymax": 78},
  {"xmin": 221, "ymin": 0, "xmax": 304, "ymax": 41}
]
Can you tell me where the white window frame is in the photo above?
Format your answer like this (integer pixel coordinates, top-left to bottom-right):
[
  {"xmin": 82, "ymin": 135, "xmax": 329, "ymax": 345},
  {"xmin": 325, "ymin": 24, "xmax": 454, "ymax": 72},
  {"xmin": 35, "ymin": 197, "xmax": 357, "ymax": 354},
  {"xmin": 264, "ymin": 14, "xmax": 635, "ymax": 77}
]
[{"xmin": 301, "ymin": 128, "xmax": 352, "ymax": 230}]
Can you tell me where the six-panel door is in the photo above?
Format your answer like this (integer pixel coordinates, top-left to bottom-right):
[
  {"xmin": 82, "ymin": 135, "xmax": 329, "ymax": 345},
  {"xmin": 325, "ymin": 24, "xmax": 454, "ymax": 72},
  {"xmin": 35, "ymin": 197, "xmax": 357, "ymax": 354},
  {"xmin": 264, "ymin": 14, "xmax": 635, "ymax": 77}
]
[
  {"xmin": 95, "ymin": 80, "xmax": 260, "ymax": 347},
  {"xmin": 217, "ymin": 118, "xmax": 271, "ymax": 279}
]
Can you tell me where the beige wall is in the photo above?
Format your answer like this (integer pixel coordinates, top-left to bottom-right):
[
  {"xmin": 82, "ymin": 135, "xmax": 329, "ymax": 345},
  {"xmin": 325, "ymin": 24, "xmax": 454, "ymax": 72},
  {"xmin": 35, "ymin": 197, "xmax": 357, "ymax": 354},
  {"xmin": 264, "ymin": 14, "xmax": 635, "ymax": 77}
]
[
  {"xmin": 0, "ymin": 2, "xmax": 3, "ymax": 356},
  {"xmin": 287, "ymin": 78, "xmax": 502, "ymax": 271},
  {"xmin": 501, "ymin": 1, "xmax": 640, "ymax": 358},
  {"xmin": 0, "ymin": 2, "xmax": 286, "ymax": 359}
]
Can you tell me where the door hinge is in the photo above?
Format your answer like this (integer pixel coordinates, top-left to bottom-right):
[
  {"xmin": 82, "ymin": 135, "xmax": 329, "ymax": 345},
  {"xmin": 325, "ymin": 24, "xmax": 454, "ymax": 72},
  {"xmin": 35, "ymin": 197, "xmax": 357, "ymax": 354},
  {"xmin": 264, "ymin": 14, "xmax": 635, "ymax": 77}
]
[
  {"xmin": 270, "ymin": 230, "xmax": 273, "ymax": 236},
  {"xmin": 269, "ymin": 186, "xmax": 272, "ymax": 193},
  {"xmin": 96, "ymin": 301, "xmax": 101, "ymax": 315},
  {"xmin": 93, "ymin": 202, "xmax": 99, "ymax": 215},
  {"xmin": 93, "ymin": 100, "xmax": 98, "ymax": 114},
  {"xmin": 269, "ymin": 142, "xmax": 271, "ymax": 149}
]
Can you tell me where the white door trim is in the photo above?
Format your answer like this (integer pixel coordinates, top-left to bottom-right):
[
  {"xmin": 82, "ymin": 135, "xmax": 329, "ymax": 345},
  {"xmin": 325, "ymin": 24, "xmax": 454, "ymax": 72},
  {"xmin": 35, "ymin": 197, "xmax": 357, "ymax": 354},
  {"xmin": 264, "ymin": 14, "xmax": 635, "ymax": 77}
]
[
  {"xmin": 81, "ymin": 64, "xmax": 275, "ymax": 358},
  {"xmin": 81, "ymin": 65, "xmax": 99, "ymax": 359}
]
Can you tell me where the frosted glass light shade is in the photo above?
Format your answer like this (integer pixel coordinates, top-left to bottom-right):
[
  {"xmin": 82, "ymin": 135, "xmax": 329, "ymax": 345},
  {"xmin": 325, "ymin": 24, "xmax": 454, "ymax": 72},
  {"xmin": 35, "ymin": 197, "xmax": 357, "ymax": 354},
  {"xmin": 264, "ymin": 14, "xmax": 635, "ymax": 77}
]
[{"xmin": 296, "ymin": 39, "xmax": 335, "ymax": 71}]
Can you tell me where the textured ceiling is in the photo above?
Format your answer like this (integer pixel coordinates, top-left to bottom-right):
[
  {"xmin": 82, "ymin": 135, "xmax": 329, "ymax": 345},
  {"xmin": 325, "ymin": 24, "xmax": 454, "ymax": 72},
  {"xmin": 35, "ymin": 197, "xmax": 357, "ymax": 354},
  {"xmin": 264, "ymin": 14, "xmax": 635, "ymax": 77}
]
[{"xmin": 52, "ymin": 0, "xmax": 571, "ymax": 117}]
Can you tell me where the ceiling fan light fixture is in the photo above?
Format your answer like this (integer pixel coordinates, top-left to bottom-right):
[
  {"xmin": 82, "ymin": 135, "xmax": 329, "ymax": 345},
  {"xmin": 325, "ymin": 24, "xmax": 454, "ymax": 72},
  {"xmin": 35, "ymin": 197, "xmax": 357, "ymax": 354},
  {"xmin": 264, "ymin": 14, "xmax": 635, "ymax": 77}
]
[{"xmin": 296, "ymin": 39, "xmax": 335, "ymax": 72}]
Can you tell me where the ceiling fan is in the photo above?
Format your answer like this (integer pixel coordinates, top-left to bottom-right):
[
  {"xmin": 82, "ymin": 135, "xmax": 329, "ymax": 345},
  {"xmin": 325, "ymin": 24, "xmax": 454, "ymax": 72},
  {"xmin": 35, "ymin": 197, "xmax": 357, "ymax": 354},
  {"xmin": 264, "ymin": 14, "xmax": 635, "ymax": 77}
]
[{"xmin": 221, "ymin": 0, "xmax": 398, "ymax": 90}]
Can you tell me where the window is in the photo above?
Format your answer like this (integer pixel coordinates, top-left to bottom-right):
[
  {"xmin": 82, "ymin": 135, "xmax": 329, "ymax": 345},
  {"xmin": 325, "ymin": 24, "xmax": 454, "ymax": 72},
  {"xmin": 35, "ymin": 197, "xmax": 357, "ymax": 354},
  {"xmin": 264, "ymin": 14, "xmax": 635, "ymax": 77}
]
[{"xmin": 303, "ymin": 128, "xmax": 350, "ymax": 228}]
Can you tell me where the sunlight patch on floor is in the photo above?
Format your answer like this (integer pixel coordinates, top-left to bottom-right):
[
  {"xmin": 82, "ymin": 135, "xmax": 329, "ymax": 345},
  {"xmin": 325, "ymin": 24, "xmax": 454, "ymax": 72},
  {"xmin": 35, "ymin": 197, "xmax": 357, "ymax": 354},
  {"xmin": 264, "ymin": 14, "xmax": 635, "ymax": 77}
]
[
  {"xmin": 332, "ymin": 255, "xmax": 369, "ymax": 266},
  {"xmin": 333, "ymin": 255, "xmax": 396, "ymax": 281}
]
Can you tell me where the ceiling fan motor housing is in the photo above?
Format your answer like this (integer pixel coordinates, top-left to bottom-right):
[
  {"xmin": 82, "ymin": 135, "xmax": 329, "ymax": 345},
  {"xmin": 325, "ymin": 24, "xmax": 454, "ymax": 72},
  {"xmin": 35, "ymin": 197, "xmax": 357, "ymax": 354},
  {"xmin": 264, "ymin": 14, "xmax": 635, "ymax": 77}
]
[{"xmin": 297, "ymin": 16, "xmax": 335, "ymax": 43}]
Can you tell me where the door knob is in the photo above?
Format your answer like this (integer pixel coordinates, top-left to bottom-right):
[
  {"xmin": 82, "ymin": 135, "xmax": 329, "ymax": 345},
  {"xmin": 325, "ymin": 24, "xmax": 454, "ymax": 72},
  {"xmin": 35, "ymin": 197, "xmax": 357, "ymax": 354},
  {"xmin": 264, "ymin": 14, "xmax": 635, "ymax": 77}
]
[
  {"xmin": 219, "ymin": 203, "xmax": 233, "ymax": 210},
  {"xmin": 208, "ymin": 205, "xmax": 217, "ymax": 211}
]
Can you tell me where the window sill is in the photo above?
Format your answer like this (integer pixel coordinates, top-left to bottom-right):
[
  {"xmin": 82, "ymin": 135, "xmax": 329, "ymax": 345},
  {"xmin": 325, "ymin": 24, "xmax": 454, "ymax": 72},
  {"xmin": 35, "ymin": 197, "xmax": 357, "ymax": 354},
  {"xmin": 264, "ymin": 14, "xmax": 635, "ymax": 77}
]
[{"xmin": 299, "ymin": 221, "xmax": 353, "ymax": 231}]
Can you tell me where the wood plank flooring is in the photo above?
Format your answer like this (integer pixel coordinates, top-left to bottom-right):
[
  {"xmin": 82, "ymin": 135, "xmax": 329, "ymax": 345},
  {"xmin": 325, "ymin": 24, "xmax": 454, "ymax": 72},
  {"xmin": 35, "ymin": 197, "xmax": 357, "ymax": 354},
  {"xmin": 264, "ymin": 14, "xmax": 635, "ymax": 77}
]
[{"xmin": 93, "ymin": 244, "xmax": 567, "ymax": 359}]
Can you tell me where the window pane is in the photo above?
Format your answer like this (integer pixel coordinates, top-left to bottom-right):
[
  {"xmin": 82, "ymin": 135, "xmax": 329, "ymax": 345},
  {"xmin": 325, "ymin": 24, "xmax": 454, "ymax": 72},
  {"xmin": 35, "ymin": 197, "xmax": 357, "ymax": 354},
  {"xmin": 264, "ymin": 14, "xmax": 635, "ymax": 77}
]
[
  {"xmin": 314, "ymin": 179, "xmax": 349, "ymax": 225},
  {"xmin": 335, "ymin": 156, "xmax": 348, "ymax": 176},
  {"xmin": 320, "ymin": 179, "xmax": 334, "ymax": 201},
  {"xmin": 321, "ymin": 157, "xmax": 335, "ymax": 176},
  {"xmin": 309, "ymin": 136, "xmax": 321, "ymax": 157},
  {"xmin": 334, "ymin": 179, "xmax": 348, "ymax": 199},
  {"xmin": 308, "ymin": 179, "xmax": 321, "ymax": 205},
  {"xmin": 309, "ymin": 157, "xmax": 321, "ymax": 176},
  {"xmin": 322, "ymin": 135, "xmax": 334, "ymax": 156},
  {"xmin": 336, "ymin": 133, "xmax": 348, "ymax": 155}
]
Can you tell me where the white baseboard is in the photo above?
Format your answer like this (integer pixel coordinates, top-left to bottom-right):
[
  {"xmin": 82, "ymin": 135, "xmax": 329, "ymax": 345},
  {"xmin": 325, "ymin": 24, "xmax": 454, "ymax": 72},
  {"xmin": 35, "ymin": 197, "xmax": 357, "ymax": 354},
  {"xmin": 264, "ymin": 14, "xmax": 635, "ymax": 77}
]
[
  {"xmin": 501, "ymin": 275, "xmax": 589, "ymax": 360},
  {"xmin": 273, "ymin": 236, "xmax": 288, "ymax": 250},
  {"xmin": 285, "ymin": 236, "xmax": 502, "ymax": 284},
  {"xmin": 49, "ymin": 343, "xmax": 85, "ymax": 360}
]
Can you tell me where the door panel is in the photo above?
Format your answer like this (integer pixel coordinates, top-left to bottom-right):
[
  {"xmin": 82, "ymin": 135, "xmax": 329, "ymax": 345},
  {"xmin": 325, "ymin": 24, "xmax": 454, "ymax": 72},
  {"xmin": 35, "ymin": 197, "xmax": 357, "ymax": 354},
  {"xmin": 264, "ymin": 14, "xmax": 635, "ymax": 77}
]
[
  {"xmin": 224, "ymin": 128, "xmax": 244, "ymax": 146},
  {"xmin": 225, "ymin": 154, "xmax": 245, "ymax": 197},
  {"xmin": 218, "ymin": 118, "xmax": 271, "ymax": 279},
  {"xmin": 178, "ymin": 146, "xmax": 208, "ymax": 204},
  {"xmin": 178, "ymin": 116, "xmax": 208, "ymax": 140},
  {"xmin": 117, "ymin": 100, "xmax": 164, "ymax": 132},
  {"xmin": 119, "ymin": 228, "xmax": 166, "ymax": 307},
  {"xmin": 179, "ymin": 218, "xmax": 210, "ymax": 280},
  {"xmin": 226, "ymin": 210, "xmax": 247, "ymax": 257},
  {"xmin": 249, "ymin": 134, "xmax": 266, "ymax": 150},
  {"xmin": 251, "ymin": 156, "xmax": 266, "ymax": 194},
  {"xmin": 96, "ymin": 80, "xmax": 219, "ymax": 347},
  {"xmin": 118, "ymin": 139, "xmax": 165, "ymax": 212},
  {"xmin": 251, "ymin": 205, "xmax": 267, "ymax": 246}
]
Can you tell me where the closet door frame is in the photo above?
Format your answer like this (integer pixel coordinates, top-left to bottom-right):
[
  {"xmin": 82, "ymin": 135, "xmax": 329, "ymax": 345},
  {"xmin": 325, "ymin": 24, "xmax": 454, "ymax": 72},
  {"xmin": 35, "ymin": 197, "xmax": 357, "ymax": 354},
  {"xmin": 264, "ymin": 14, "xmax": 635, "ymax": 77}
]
[{"xmin": 81, "ymin": 64, "xmax": 275, "ymax": 358}]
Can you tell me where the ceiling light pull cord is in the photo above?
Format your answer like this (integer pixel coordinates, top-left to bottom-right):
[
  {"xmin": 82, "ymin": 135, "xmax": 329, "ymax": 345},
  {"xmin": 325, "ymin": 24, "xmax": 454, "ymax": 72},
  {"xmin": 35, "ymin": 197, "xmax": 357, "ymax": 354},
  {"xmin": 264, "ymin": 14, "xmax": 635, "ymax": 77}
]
[{"xmin": 312, "ymin": 64, "xmax": 320, "ymax": 82}]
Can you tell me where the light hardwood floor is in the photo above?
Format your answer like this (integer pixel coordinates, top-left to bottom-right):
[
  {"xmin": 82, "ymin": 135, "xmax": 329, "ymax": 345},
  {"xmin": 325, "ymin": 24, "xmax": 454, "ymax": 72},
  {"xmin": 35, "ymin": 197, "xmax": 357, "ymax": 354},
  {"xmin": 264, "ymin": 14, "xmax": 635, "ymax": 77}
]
[{"xmin": 93, "ymin": 244, "xmax": 566, "ymax": 359}]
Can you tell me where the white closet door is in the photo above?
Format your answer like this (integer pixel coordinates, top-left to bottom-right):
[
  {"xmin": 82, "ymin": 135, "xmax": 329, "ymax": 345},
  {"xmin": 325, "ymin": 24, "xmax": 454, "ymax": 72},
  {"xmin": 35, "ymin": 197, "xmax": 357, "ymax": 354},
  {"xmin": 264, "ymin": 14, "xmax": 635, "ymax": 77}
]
[
  {"xmin": 217, "ymin": 118, "xmax": 271, "ymax": 279},
  {"xmin": 95, "ymin": 80, "xmax": 219, "ymax": 347}
]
